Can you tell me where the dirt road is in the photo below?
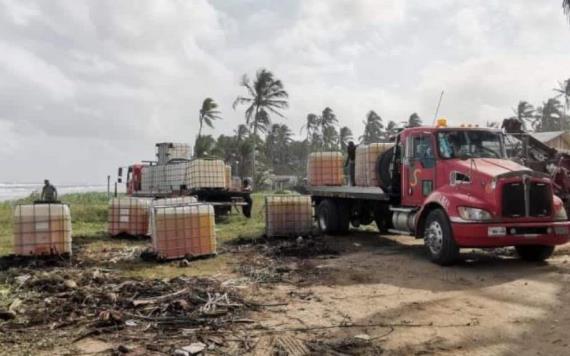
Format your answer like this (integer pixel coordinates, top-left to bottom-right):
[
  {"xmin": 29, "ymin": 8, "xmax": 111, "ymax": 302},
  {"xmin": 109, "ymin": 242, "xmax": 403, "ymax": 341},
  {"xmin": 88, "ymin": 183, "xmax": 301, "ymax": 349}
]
[
  {"xmin": 247, "ymin": 231, "xmax": 570, "ymax": 355},
  {"xmin": 3, "ymin": 230, "xmax": 570, "ymax": 355}
]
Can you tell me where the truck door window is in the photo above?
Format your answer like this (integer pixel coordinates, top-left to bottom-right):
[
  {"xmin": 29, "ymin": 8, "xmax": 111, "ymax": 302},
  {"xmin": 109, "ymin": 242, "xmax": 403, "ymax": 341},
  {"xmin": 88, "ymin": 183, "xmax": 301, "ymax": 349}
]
[{"xmin": 411, "ymin": 135, "xmax": 435, "ymax": 168}]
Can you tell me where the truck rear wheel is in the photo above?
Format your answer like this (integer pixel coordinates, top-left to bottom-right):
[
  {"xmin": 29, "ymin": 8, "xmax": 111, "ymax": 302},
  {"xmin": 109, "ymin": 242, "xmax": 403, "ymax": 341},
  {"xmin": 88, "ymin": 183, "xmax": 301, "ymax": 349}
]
[
  {"xmin": 515, "ymin": 245, "xmax": 554, "ymax": 262},
  {"xmin": 317, "ymin": 199, "xmax": 339, "ymax": 235},
  {"xmin": 423, "ymin": 209, "xmax": 459, "ymax": 265}
]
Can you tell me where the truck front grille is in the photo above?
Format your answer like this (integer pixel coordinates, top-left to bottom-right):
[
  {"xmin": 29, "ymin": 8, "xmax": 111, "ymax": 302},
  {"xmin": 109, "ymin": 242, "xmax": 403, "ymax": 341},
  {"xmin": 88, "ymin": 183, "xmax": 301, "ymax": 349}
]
[
  {"xmin": 502, "ymin": 183, "xmax": 525, "ymax": 217},
  {"xmin": 502, "ymin": 180, "xmax": 552, "ymax": 218},
  {"xmin": 529, "ymin": 182, "xmax": 551, "ymax": 217}
]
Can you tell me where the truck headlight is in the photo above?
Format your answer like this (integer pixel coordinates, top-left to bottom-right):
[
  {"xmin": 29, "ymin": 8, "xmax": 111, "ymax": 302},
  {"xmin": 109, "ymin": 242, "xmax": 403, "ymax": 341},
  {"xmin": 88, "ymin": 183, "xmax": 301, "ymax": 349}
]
[
  {"xmin": 457, "ymin": 207, "xmax": 492, "ymax": 221},
  {"xmin": 554, "ymin": 206, "xmax": 568, "ymax": 221}
]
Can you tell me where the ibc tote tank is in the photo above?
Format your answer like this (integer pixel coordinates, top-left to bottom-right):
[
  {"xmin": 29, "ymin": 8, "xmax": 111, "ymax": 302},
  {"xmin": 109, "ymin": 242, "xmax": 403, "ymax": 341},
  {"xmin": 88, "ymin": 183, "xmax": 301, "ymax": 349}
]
[
  {"xmin": 188, "ymin": 159, "xmax": 226, "ymax": 189},
  {"xmin": 150, "ymin": 203, "xmax": 216, "ymax": 259},
  {"xmin": 13, "ymin": 203, "xmax": 72, "ymax": 256},
  {"xmin": 366, "ymin": 143, "xmax": 394, "ymax": 187},
  {"xmin": 355, "ymin": 145, "xmax": 368, "ymax": 186},
  {"xmin": 307, "ymin": 152, "xmax": 344, "ymax": 186},
  {"xmin": 265, "ymin": 195, "xmax": 313, "ymax": 237},
  {"xmin": 225, "ymin": 165, "xmax": 232, "ymax": 190},
  {"xmin": 108, "ymin": 197, "xmax": 151, "ymax": 236}
]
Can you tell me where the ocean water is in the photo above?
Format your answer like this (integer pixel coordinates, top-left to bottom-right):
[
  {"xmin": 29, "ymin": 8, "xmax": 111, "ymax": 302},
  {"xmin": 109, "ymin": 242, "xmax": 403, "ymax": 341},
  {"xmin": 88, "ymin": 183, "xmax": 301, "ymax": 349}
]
[{"xmin": 0, "ymin": 183, "xmax": 112, "ymax": 202}]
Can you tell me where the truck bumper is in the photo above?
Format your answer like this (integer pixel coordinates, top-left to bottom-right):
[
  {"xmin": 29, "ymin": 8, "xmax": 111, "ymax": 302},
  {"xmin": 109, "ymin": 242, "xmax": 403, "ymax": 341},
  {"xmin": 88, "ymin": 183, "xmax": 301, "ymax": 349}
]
[{"xmin": 451, "ymin": 221, "xmax": 570, "ymax": 248}]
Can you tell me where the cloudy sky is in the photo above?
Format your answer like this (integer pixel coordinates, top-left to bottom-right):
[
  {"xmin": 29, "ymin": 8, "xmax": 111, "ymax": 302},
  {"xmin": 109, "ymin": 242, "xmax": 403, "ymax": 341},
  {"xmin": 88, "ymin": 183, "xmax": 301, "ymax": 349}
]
[{"xmin": 1, "ymin": 0, "xmax": 569, "ymax": 184}]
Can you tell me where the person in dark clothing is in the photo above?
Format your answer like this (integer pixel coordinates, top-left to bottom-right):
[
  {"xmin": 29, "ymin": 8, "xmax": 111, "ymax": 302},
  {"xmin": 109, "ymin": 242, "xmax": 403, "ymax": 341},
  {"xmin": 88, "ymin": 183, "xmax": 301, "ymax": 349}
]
[
  {"xmin": 345, "ymin": 141, "xmax": 356, "ymax": 186},
  {"xmin": 241, "ymin": 178, "xmax": 253, "ymax": 218},
  {"xmin": 41, "ymin": 179, "xmax": 58, "ymax": 202}
]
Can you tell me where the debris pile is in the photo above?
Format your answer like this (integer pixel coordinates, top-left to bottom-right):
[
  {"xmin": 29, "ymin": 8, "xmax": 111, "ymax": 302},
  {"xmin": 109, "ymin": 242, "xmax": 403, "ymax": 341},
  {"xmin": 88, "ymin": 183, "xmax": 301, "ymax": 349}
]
[
  {"xmin": 0, "ymin": 268, "xmax": 252, "ymax": 353},
  {"xmin": 233, "ymin": 235, "xmax": 338, "ymax": 286}
]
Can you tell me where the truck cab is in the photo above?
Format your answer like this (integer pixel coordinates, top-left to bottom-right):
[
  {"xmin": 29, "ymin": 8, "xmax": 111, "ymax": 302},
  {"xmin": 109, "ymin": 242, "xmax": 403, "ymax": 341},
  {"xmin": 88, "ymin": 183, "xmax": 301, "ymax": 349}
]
[
  {"xmin": 118, "ymin": 164, "xmax": 145, "ymax": 195},
  {"xmin": 309, "ymin": 123, "xmax": 570, "ymax": 265}
]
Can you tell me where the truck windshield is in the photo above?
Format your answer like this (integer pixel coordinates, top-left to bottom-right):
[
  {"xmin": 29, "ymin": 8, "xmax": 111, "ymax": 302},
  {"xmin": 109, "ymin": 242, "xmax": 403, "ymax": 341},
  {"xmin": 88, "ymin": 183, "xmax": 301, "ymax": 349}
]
[{"xmin": 437, "ymin": 130, "xmax": 505, "ymax": 159}]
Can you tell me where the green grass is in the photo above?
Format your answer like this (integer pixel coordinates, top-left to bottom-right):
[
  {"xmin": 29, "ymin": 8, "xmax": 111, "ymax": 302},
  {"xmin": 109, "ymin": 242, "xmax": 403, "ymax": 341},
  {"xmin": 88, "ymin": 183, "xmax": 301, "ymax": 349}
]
[{"xmin": 0, "ymin": 192, "xmax": 269, "ymax": 279}]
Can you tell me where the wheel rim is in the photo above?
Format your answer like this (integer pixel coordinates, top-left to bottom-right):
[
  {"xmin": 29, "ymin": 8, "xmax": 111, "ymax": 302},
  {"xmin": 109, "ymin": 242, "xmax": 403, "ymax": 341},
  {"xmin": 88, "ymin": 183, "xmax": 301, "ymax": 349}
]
[{"xmin": 425, "ymin": 220, "xmax": 444, "ymax": 255}]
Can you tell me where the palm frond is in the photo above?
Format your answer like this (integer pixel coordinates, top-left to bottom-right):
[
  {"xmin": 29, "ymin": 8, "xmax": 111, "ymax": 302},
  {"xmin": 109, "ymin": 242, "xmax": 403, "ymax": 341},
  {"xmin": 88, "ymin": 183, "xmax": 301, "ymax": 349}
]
[{"xmin": 233, "ymin": 96, "xmax": 253, "ymax": 110}]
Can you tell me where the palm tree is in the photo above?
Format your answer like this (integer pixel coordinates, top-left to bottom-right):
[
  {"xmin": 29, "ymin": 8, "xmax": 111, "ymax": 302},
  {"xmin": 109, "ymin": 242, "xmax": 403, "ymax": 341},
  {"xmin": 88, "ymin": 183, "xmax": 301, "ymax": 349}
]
[
  {"xmin": 234, "ymin": 124, "xmax": 249, "ymax": 143},
  {"xmin": 300, "ymin": 113, "xmax": 319, "ymax": 142},
  {"xmin": 320, "ymin": 107, "xmax": 338, "ymax": 131},
  {"xmin": 512, "ymin": 101, "xmax": 535, "ymax": 131},
  {"xmin": 554, "ymin": 79, "xmax": 570, "ymax": 126},
  {"xmin": 386, "ymin": 120, "xmax": 398, "ymax": 139},
  {"xmin": 322, "ymin": 126, "xmax": 339, "ymax": 151},
  {"xmin": 198, "ymin": 98, "xmax": 222, "ymax": 138},
  {"xmin": 408, "ymin": 112, "xmax": 422, "ymax": 127},
  {"xmin": 339, "ymin": 126, "xmax": 353, "ymax": 151},
  {"xmin": 269, "ymin": 124, "xmax": 293, "ymax": 172},
  {"xmin": 194, "ymin": 135, "xmax": 217, "ymax": 158},
  {"xmin": 233, "ymin": 69, "xmax": 289, "ymax": 177},
  {"xmin": 564, "ymin": 0, "xmax": 570, "ymax": 22},
  {"xmin": 536, "ymin": 98, "xmax": 564, "ymax": 132},
  {"xmin": 360, "ymin": 110, "xmax": 384, "ymax": 144}
]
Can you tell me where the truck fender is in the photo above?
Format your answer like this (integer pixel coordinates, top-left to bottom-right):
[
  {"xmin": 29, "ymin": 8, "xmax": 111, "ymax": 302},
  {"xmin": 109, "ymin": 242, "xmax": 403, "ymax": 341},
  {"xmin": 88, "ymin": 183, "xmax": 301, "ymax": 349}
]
[
  {"xmin": 414, "ymin": 190, "xmax": 457, "ymax": 238},
  {"xmin": 415, "ymin": 201, "xmax": 446, "ymax": 239}
]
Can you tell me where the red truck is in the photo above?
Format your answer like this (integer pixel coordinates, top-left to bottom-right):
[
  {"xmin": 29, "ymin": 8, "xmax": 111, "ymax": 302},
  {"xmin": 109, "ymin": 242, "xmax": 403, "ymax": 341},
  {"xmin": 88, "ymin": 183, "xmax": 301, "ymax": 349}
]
[{"xmin": 308, "ymin": 123, "xmax": 570, "ymax": 265}]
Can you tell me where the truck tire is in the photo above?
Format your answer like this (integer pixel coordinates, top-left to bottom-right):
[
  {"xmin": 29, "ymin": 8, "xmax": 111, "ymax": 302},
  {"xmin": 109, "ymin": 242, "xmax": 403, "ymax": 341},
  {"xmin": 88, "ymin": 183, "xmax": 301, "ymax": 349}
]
[
  {"xmin": 337, "ymin": 202, "xmax": 350, "ymax": 234},
  {"xmin": 515, "ymin": 245, "xmax": 554, "ymax": 262},
  {"xmin": 423, "ymin": 209, "xmax": 459, "ymax": 265},
  {"xmin": 376, "ymin": 147, "xmax": 394, "ymax": 189},
  {"xmin": 317, "ymin": 199, "xmax": 339, "ymax": 234}
]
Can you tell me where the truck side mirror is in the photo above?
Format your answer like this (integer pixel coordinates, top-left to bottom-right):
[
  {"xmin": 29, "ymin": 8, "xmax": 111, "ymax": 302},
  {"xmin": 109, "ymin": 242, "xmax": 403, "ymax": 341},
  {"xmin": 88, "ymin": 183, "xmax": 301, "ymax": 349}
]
[{"xmin": 118, "ymin": 167, "xmax": 123, "ymax": 177}]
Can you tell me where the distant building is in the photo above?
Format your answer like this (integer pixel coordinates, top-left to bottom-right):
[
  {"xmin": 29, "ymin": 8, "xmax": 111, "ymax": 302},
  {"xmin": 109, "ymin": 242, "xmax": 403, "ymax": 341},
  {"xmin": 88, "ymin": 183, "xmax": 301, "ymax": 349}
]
[{"xmin": 531, "ymin": 131, "xmax": 570, "ymax": 152}]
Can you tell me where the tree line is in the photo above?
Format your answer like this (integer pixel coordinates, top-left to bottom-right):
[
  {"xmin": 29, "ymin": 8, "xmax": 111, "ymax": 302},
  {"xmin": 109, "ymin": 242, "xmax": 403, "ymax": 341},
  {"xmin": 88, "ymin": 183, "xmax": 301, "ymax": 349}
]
[
  {"xmin": 490, "ymin": 79, "xmax": 570, "ymax": 132},
  {"xmin": 193, "ymin": 68, "xmax": 424, "ymax": 184}
]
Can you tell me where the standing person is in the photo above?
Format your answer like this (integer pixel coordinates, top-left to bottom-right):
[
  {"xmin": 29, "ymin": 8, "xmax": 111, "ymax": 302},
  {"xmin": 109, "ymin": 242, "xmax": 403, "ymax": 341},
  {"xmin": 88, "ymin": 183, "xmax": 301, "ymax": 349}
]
[
  {"xmin": 41, "ymin": 179, "xmax": 58, "ymax": 202},
  {"xmin": 345, "ymin": 141, "xmax": 356, "ymax": 186},
  {"xmin": 241, "ymin": 178, "xmax": 253, "ymax": 218}
]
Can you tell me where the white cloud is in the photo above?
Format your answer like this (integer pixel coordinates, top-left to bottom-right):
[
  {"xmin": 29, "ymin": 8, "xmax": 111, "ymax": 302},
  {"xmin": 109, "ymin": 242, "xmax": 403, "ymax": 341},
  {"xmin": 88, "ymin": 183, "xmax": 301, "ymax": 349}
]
[
  {"xmin": 1, "ymin": 0, "xmax": 570, "ymax": 183},
  {"xmin": 0, "ymin": 41, "xmax": 75, "ymax": 101}
]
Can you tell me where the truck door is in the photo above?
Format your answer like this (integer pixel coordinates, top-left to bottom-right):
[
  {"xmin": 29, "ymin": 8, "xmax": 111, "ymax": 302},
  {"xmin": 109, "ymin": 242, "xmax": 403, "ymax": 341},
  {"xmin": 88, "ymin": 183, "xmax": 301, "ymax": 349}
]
[{"xmin": 402, "ymin": 133, "xmax": 436, "ymax": 206}]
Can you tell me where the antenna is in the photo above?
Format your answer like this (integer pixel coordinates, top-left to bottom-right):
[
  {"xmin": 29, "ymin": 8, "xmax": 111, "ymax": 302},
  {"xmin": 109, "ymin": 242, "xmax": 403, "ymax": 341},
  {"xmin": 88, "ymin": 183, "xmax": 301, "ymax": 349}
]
[{"xmin": 432, "ymin": 90, "xmax": 445, "ymax": 125}]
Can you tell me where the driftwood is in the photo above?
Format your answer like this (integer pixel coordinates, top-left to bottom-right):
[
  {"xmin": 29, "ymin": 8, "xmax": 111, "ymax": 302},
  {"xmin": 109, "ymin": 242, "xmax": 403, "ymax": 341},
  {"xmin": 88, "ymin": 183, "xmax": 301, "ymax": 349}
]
[{"xmin": 132, "ymin": 288, "xmax": 190, "ymax": 307}]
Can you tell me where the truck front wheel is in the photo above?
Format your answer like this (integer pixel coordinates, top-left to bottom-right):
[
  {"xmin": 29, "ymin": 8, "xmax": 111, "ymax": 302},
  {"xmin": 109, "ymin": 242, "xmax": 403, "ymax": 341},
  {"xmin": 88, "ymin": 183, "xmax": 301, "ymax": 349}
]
[
  {"xmin": 423, "ymin": 209, "xmax": 459, "ymax": 265},
  {"xmin": 515, "ymin": 245, "xmax": 554, "ymax": 262},
  {"xmin": 317, "ymin": 199, "xmax": 339, "ymax": 235}
]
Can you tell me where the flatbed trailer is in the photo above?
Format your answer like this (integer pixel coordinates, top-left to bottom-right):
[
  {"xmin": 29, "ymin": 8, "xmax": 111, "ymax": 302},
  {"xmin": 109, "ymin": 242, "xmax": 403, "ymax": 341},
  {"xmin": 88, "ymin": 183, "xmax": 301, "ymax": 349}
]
[
  {"xmin": 307, "ymin": 186, "xmax": 389, "ymax": 201},
  {"xmin": 306, "ymin": 185, "xmax": 392, "ymax": 235}
]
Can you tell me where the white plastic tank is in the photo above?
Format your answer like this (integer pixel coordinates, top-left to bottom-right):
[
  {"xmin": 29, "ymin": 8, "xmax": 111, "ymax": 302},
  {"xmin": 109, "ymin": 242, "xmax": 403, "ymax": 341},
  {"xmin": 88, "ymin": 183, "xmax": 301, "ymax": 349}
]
[
  {"xmin": 366, "ymin": 143, "xmax": 393, "ymax": 187},
  {"xmin": 13, "ymin": 203, "xmax": 72, "ymax": 256},
  {"xmin": 265, "ymin": 195, "xmax": 313, "ymax": 237},
  {"xmin": 307, "ymin": 152, "xmax": 344, "ymax": 186},
  {"xmin": 355, "ymin": 145, "xmax": 368, "ymax": 186},
  {"xmin": 150, "ymin": 203, "xmax": 216, "ymax": 259},
  {"xmin": 108, "ymin": 197, "xmax": 152, "ymax": 236},
  {"xmin": 188, "ymin": 159, "xmax": 226, "ymax": 189}
]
